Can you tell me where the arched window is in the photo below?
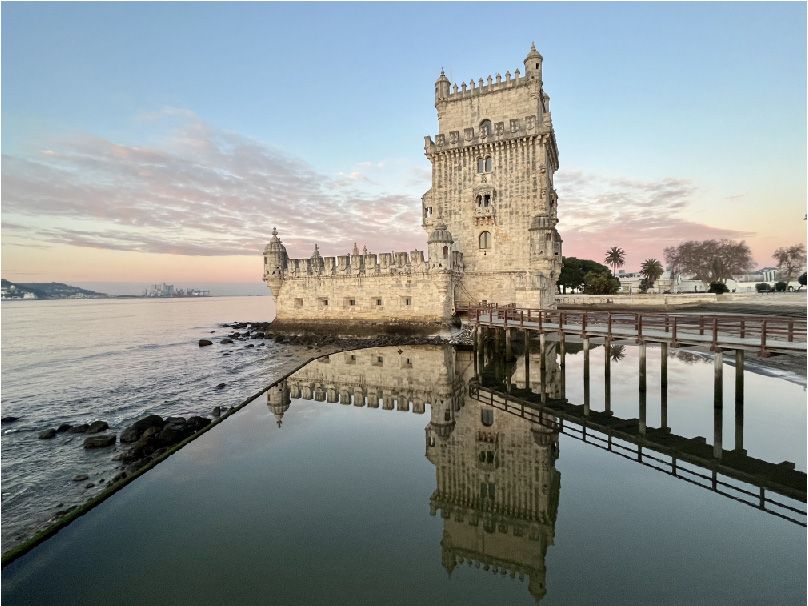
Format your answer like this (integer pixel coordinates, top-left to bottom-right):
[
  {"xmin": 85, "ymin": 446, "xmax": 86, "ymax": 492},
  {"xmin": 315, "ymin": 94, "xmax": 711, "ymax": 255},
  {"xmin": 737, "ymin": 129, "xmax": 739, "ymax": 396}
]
[
  {"xmin": 485, "ymin": 156, "xmax": 492, "ymax": 172},
  {"xmin": 477, "ymin": 157, "xmax": 485, "ymax": 173},
  {"xmin": 442, "ymin": 245, "xmax": 448, "ymax": 259},
  {"xmin": 481, "ymin": 408, "xmax": 494, "ymax": 427},
  {"xmin": 483, "ymin": 194, "xmax": 491, "ymax": 207},
  {"xmin": 476, "ymin": 195, "xmax": 482, "ymax": 207},
  {"xmin": 479, "ymin": 231, "xmax": 492, "ymax": 250},
  {"xmin": 480, "ymin": 119, "xmax": 492, "ymax": 136}
]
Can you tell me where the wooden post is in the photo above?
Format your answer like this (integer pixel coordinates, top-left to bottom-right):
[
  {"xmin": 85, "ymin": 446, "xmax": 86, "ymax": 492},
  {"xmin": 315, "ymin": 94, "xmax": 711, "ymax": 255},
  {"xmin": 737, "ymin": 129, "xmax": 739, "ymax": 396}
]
[
  {"xmin": 672, "ymin": 316, "xmax": 678, "ymax": 347},
  {"xmin": 539, "ymin": 332, "xmax": 547, "ymax": 404},
  {"xmin": 604, "ymin": 342, "xmax": 612, "ymax": 415},
  {"xmin": 761, "ymin": 320, "xmax": 767, "ymax": 356},
  {"xmin": 661, "ymin": 343, "xmax": 668, "ymax": 430},
  {"xmin": 714, "ymin": 350, "xmax": 724, "ymax": 460},
  {"xmin": 583, "ymin": 337, "xmax": 590, "ymax": 415},
  {"xmin": 639, "ymin": 343, "xmax": 647, "ymax": 436},
  {"xmin": 735, "ymin": 349, "xmax": 744, "ymax": 453},
  {"xmin": 524, "ymin": 330, "xmax": 530, "ymax": 389},
  {"xmin": 712, "ymin": 318, "xmax": 718, "ymax": 351}
]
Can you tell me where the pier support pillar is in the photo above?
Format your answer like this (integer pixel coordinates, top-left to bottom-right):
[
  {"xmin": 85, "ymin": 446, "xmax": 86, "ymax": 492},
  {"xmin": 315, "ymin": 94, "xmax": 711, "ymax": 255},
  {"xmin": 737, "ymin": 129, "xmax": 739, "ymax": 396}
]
[
  {"xmin": 714, "ymin": 350, "xmax": 724, "ymax": 460},
  {"xmin": 583, "ymin": 337, "xmax": 590, "ymax": 415},
  {"xmin": 604, "ymin": 343, "xmax": 612, "ymax": 415},
  {"xmin": 734, "ymin": 349, "xmax": 744, "ymax": 453},
  {"xmin": 539, "ymin": 332, "xmax": 547, "ymax": 404},
  {"xmin": 559, "ymin": 336, "xmax": 566, "ymax": 367},
  {"xmin": 661, "ymin": 343, "xmax": 668, "ymax": 431},
  {"xmin": 639, "ymin": 343, "xmax": 647, "ymax": 435},
  {"xmin": 505, "ymin": 327, "xmax": 513, "ymax": 362},
  {"xmin": 523, "ymin": 330, "xmax": 530, "ymax": 390}
]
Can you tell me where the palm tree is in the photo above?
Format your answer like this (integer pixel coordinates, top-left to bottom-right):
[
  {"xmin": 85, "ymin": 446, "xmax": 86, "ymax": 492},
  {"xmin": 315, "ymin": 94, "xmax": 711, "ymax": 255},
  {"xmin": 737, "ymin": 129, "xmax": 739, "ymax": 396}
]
[
  {"xmin": 640, "ymin": 258, "xmax": 664, "ymax": 290},
  {"xmin": 604, "ymin": 247, "xmax": 626, "ymax": 276}
]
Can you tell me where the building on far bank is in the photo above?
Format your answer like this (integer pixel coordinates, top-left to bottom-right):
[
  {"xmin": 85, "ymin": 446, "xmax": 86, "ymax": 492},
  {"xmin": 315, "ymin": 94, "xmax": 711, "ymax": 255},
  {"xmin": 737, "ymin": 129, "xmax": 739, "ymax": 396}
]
[{"xmin": 264, "ymin": 44, "xmax": 563, "ymax": 331}]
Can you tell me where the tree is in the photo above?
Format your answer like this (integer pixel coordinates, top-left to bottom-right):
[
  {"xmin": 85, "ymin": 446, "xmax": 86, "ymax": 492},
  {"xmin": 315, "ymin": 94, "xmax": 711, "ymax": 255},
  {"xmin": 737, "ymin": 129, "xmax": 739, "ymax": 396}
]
[
  {"xmin": 799, "ymin": 273, "xmax": 807, "ymax": 290},
  {"xmin": 664, "ymin": 239, "xmax": 753, "ymax": 283},
  {"xmin": 772, "ymin": 244, "xmax": 806, "ymax": 282},
  {"xmin": 774, "ymin": 281, "xmax": 788, "ymax": 292},
  {"xmin": 604, "ymin": 246, "xmax": 626, "ymax": 276},
  {"xmin": 583, "ymin": 271, "xmax": 620, "ymax": 295},
  {"xmin": 708, "ymin": 282, "xmax": 729, "ymax": 294},
  {"xmin": 557, "ymin": 257, "xmax": 613, "ymax": 293},
  {"xmin": 640, "ymin": 258, "xmax": 664, "ymax": 290}
]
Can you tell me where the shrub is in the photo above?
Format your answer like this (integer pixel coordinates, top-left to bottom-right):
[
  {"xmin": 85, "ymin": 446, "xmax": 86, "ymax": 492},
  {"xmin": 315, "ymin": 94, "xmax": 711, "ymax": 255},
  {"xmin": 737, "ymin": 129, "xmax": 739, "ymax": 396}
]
[
  {"xmin": 774, "ymin": 281, "xmax": 788, "ymax": 292},
  {"xmin": 583, "ymin": 271, "xmax": 620, "ymax": 295},
  {"xmin": 708, "ymin": 282, "xmax": 729, "ymax": 294},
  {"xmin": 755, "ymin": 282, "xmax": 771, "ymax": 293}
]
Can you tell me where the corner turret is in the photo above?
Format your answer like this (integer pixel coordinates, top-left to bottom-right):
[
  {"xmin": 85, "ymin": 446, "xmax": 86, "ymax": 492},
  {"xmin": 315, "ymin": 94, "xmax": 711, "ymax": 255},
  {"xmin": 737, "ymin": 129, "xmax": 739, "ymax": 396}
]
[
  {"xmin": 263, "ymin": 227, "xmax": 288, "ymax": 296},
  {"xmin": 428, "ymin": 220, "xmax": 454, "ymax": 270},
  {"xmin": 524, "ymin": 42, "xmax": 543, "ymax": 82},
  {"xmin": 435, "ymin": 69, "xmax": 451, "ymax": 105}
]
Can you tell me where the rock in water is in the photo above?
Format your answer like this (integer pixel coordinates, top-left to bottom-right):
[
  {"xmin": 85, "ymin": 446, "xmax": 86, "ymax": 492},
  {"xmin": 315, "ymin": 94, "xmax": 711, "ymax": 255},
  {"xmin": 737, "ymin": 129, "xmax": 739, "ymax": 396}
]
[
  {"xmin": 119, "ymin": 415, "xmax": 164, "ymax": 443},
  {"xmin": 212, "ymin": 406, "xmax": 221, "ymax": 417},
  {"xmin": 199, "ymin": 339, "xmax": 213, "ymax": 347},
  {"xmin": 56, "ymin": 423, "xmax": 73, "ymax": 433},
  {"xmin": 220, "ymin": 338, "xmax": 233, "ymax": 344},
  {"xmin": 72, "ymin": 474, "xmax": 89, "ymax": 482},
  {"xmin": 67, "ymin": 424, "xmax": 90, "ymax": 434},
  {"xmin": 215, "ymin": 383, "xmax": 226, "ymax": 390},
  {"xmin": 87, "ymin": 420, "xmax": 109, "ymax": 434},
  {"xmin": 1, "ymin": 416, "xmax": 20, "ymax": 424},
  {"xmin": 83, "ymin": 434, "xmax": 116, "ymax": 449},
  {"xmin": 39, "ymin": 428, "xmax": 57, "ymax": 439}
]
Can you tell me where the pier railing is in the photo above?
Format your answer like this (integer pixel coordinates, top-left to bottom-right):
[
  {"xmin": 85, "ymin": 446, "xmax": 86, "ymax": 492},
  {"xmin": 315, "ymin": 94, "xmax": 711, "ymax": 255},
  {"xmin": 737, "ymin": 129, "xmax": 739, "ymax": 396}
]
[{"xmin": 470, "ymin": 307, "xmax": 807, "ymax": 355}]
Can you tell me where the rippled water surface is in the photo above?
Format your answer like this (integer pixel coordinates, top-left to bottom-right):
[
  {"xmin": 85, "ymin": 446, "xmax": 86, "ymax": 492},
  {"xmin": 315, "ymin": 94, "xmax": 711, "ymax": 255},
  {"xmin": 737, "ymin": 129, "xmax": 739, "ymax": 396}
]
[
  {"xmin": 1, "ymin": 296, "xmax": 289, "ymax": 547},
  {"xmin": 3, "ymin": 341, "xmax": 805, "ymax": 604}
]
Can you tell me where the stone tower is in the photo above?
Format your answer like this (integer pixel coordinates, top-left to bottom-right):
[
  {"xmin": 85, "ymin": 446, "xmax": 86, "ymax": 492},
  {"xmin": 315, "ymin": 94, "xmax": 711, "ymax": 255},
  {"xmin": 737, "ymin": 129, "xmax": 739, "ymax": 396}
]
[{"xmin": 423, "ymin": 43, "xmax": 562, "ymax": 308}]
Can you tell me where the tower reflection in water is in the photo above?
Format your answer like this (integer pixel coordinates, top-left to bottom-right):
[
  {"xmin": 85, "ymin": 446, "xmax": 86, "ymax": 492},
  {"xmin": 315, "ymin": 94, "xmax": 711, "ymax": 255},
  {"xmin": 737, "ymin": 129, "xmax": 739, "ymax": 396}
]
[{"xmin": 267, "ymin": 343, "xmax": 563, "ymax": 603}]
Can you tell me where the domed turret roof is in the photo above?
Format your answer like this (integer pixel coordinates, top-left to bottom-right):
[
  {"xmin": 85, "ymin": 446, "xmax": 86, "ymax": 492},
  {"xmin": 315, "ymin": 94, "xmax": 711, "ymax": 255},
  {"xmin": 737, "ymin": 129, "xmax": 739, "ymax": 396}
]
[
  {"xmin": 264, "ymin": 227, "xmax": 287, "ymax": 253},
  {"xmin": 428, "ymin": 220, "xmax": 454, "ymax": 244},
  {"xmin": 524, "ymin": 41, "xmax": 543, "ymax": 62}
]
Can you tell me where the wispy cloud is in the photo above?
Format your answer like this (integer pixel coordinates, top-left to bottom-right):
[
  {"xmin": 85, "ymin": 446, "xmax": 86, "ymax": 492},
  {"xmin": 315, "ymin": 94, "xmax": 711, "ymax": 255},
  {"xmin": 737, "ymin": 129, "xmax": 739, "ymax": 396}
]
[
  {"xmin": 2, "ymin": 110, "xmax": 426, "ymax": 259},
  {"xmin": 556, "ymin": 168, "xmax": 752, "ymax": 268}
]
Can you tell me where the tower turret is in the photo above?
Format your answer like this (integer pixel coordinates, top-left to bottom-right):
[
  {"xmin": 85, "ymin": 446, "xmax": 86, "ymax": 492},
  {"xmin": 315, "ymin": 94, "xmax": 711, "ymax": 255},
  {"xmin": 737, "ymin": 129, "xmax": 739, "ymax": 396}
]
[
  {"xmin": 523, "ymin": 42, "xmax": 543, "ymax": 82},
  {"xmin": 428, "ymin": 220, "xmax": 454, "ymax": 270},
  {"xmin": 263, "ymin": 227, "xmax": 288, "ymax": 296},
  {"xmin": 435, "ymin": 69, "xmax": 451, "ymax": 105}
]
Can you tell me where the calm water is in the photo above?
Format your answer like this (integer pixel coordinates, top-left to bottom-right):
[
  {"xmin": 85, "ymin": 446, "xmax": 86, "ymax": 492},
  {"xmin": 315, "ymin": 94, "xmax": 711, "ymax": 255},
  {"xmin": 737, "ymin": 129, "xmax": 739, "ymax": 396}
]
[
  {"xmin": 0, "ymin": 296, "xmax": 301, "ymax": 548},
  {"xmin": 3, "ymin": 342, "xmax": 805, "ymax": 604}
]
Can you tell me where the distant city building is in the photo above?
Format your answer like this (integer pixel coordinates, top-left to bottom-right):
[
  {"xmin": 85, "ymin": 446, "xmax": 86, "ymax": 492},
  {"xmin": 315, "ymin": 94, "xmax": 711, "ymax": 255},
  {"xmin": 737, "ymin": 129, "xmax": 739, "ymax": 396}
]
[{"xmin": 143, "ymin": 283, "xmax": 210, "ymax": 297}]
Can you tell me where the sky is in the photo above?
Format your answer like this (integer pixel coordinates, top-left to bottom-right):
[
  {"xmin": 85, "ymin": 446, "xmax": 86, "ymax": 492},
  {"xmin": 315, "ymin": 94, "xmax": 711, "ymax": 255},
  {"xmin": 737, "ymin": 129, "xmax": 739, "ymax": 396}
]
[{"xmin": 2, "ymin": 1, "xmax": 806, "ymax": 285}]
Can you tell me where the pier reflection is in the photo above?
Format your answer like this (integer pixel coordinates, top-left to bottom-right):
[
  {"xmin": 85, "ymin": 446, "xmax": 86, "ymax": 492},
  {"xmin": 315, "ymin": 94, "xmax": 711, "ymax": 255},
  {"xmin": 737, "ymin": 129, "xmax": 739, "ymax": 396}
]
[{"xmin": 267, "ymin": 336, "xmax": 806, "ymax": 601}]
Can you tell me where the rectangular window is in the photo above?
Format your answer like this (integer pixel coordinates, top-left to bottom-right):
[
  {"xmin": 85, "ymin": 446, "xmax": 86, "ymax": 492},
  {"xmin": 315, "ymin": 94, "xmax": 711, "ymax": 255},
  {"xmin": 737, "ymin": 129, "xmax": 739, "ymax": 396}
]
[
  {"xmin": 401, "ymin": 357, "xmax": 412, "ymax": 369},
  {"xmin": 374, "ymin": 297, "xmax": 383, "ymax": 307},
  {"xmin": 346, "ymin": 354, "xmax": 356, "ymax": 365},
  {"xmin": 401, "ymin": 296, "xmax": 412, "ymax": 307},
  {"xmin": 344, "ymin": 297, "xmax": 356, "ymax": 308},
  {"xmin": 372, "ymin": 355, "xmax": 384, "ymax": 367},
  {"xmin": 294, "ymin": 298, "xmax": 303, "ymax": 308},
  {"xmin": 317, "ymin": 297, "xmax": 328, "ymax": 307}
]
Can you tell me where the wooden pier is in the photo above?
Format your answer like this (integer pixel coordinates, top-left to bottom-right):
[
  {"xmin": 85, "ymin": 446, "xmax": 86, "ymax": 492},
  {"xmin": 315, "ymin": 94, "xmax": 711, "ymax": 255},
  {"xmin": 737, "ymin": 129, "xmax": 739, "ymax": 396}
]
[{"xmin": 471, "ymin": 307, "xmax": 807, "ymax": 356}]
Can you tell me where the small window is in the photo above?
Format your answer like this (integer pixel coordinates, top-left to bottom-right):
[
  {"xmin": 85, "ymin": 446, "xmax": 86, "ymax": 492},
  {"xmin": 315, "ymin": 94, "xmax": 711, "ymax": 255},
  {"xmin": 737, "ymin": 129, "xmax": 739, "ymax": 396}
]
[
  {"xmin": 374, "ymin": 297, "xmax": 383, "ymax": 307},
  {"xmin": 372, "ymin": 355, "xmax": 384, "ymax": 367},
  {"xmin": 481, "ymin": 408, "xmax": 494, "ymax": 427},
  {"xmin": 401, "ymin": 296, "xmax": 412, "ymax": 306},
  {"xmin": 484, "ymin": 156, "xmax": 492, "ymax": 172},
  {"xmin": 294, "ymin": 298, "xmax": 303, "ymax": 308},
  {"xmin": 536, "ymin": 62, "xmax": 540, "ymax": 69},
  {"xmin": 442, "ymin": 245, "xmax": 448, "ymax": 259},
  {"xmin": 346, "ymin": 354, "xmax": 356, "ymax": 364},
  {"xmin": 344, "ymin": 297, "xmax": 356, "ymax": 307},
  {"xmin": 263, "ymin": 258, "xmax": 267, "ymax": 265},
  {"xmin": 477, "ymin": 158, "xmax": 485, "ymax": 173},
  {"xmin": 401, "ymin": 357, "xmax": 413, "ymax": 369},
  {"xmin": 479, "ymin": 231, "xmax": 492, "ymax": 250},
  {"xmin": 317, "ymin": 297, "xmax": 328, "ymax": 307},
  {"xmin": 480, "ymin": 119, "xmax": 491, "ymax": 136},
  {"xmin": 476, "ymin": 195, "xmax": 482, "ymax": 207},
  {"xmin": 483, "ymin": 194, "xmax": 491, "ymax": 207}
]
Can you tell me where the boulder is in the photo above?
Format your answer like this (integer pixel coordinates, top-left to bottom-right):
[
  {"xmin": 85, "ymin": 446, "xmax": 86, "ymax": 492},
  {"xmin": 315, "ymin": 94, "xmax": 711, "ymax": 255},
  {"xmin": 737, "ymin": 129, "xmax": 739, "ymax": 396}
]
[
  {"xmin": 87, "ymin": 420, "xmax": 109, "ymax": 434},
  {"xmin": 245, "ymin": 344, "xmax": 255, "ymax": 348},
  {"xmin": 72, "ymin": 474, "xmax": 89, "ymax": 482},
  {"xmin": 83, "ymin": 434, "xmax": 116, "ymax": 449},
  {"xmin": 215, "ymin": 383, "xmax": 226, "ymax": 390},
  {"xmin": 57, "ymin": 423, "xmax": 73, "ymax": 433},
  {"xmin": 39, "ymin": 428, "xmax": 57, "ymax": 439},
  {"xmin": 120, "ymin": 415, "xmax": 164, "ymax": 443},
  {"xmin": 212, "ymin": 406, "xmax": 221, "ymax": 417},
  {"xmin": 157, "ymin": 420, "xmax": 193, "ymax": 446},
  {"xmin": 199, "ymin": 339, "xmax": 213, "ymax": 347},
  {"xmin": 186, "ymin": 416, "xmax": 211, "ymax": 432},
  {"xmin": 67, "ymin": 424, "xmax": 90, "ymax": 433},
  {"xmin": 1, "ymin": 416, "xmax": 20, "ymax": 424},
  {"xmin": 220, "ymin": 338, "xmax": 233, "ymax": 344}
]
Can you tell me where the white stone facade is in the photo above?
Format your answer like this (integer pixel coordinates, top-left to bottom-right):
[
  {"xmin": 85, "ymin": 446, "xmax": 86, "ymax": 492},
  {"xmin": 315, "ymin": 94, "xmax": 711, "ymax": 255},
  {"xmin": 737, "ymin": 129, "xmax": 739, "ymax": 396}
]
[{"xmin": 264, "ymin": 44, "xmax": 562, "ymax": 328}]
